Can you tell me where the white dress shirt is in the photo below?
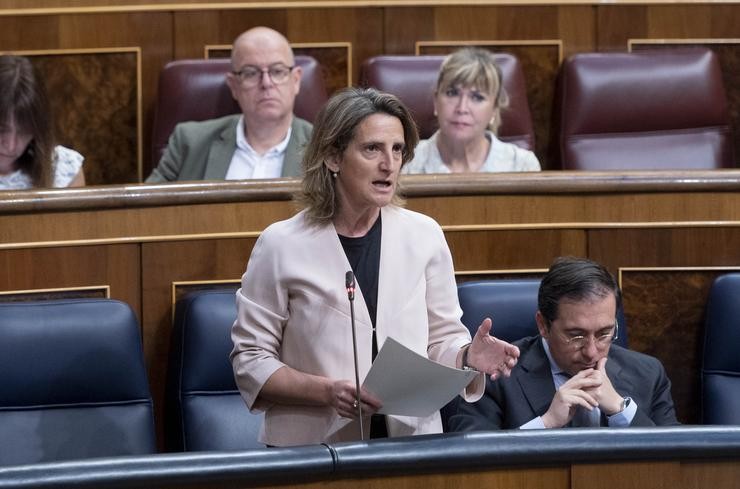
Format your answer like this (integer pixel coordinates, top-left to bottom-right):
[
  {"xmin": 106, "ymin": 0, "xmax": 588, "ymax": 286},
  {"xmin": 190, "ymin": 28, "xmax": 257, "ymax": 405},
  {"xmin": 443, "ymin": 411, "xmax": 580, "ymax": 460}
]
[{"xmin": 225, "ymin": 116, "xmax": 292, "ymax": 180}]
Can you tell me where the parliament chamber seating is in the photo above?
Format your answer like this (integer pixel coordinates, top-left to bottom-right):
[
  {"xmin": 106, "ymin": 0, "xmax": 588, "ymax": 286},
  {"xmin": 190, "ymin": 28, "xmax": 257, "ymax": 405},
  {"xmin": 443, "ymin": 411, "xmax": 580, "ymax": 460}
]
[
  {"xmin": 359, "ymin": 54, "xmax": 535, "ymax": 149},
  {"xmin": 0, "ymin": 299, "xmax": 155, "ymax": 466},
  {"xmin": 557, "ymin": 48, "xmax": 734, "ymax": 170},
  {"xmin": 151, "ymin": 56, "xmax": 328, "ymax": 164},
  {"xmin": 701, "ymin": 273, "xmax": 740, "ymax": 424},
  {"xmin": 166, "ymin": 289, "xmax": 264, "ymax": 451}
]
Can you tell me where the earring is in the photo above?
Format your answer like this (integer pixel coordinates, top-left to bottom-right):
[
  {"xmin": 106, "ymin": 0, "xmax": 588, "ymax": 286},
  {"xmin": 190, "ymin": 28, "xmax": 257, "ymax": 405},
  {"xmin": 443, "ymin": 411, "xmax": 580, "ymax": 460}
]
[
  {"xmin": 332, "ymin": 171, "xmax": 338, "ymax": 178},
  {"xmin": 433, "ymin": 109, "xmax": 438, "ymax": 117}
]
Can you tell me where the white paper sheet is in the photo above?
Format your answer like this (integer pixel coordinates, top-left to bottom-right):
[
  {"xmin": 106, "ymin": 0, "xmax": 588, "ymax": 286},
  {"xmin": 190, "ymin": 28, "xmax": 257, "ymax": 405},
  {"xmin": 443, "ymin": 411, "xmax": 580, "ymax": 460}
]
[{"xmin": 362, "ymin": 337, "xmax": 479, "ymax": 417}]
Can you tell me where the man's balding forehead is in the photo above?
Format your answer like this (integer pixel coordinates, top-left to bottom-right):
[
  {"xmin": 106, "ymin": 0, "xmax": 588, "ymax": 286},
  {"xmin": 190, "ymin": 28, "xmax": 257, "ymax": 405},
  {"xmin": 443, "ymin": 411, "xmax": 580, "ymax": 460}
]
[{"xmin": 231, "ymin": 27, "xmax": 294, "ymax": 65}]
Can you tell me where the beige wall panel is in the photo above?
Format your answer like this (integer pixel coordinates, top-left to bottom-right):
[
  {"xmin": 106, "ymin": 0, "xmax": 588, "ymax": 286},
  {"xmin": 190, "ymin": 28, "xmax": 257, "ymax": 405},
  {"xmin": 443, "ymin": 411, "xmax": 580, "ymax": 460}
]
[
  {"xmin": 141, "ymin": 238, "xmax": 256, "ymax": 441},
  {"xmin": 0, "ymin": 244, "xmax": 140, "ymax": 318}
]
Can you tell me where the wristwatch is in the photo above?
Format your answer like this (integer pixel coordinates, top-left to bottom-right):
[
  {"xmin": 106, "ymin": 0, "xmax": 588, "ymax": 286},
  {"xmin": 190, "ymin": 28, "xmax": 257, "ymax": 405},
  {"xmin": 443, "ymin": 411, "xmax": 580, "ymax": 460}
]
[
  {"xmin": 462, "ymin": 345, "xmax": 477, "ymax": 371},
  {"xmin": 609, "ymin": 396, "xmax": 632, "ymax": 417}
]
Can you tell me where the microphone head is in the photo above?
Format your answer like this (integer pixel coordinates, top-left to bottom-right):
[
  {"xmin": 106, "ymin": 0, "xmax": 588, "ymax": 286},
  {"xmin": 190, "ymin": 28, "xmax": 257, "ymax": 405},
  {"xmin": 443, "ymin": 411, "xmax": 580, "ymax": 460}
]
[{"xmin": 345, "ymin": 271, "xmax": 355, "ymax": 300}]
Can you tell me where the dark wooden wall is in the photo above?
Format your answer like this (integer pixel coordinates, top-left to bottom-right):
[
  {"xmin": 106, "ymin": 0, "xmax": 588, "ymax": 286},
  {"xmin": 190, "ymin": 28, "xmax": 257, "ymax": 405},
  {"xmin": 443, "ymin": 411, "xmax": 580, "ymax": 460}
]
[{"xmin": 1, "ymin": 1, "xmax": 738, "ymax": 182}]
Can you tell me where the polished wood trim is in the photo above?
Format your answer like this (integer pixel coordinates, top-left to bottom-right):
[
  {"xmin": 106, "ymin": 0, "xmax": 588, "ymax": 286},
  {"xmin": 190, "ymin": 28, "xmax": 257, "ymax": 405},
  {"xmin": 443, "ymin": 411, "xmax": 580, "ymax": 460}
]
[
  {"xmin": 170, "ymin": 279, "xmax": 240, "ymax": 320},
  {"xmin": 3, "ymin": 221, "xmax": 740, "ymax": 252},
  {"xmin": 628, "ymin": 38, "xmax": 740, "ymax": 50},
  {"xmin": 11, "ymin": 47, "xmax": 144, "ymax": 182},
  {"xmin": 171, "ymin": 278, "xmax": 240, "ymax": 305},
  {"xmin": 3, "ymin": 171, "xmax": 740, "ymax": 214},
  {"xmin": 0, "ymin": 231, "xmax": 264, "ymax": 251},
  {"xmin": 2, "ymin": 1, "xmax": 740, "ymax": 17},
  {"xmin": 455, "ymin": 268, "xmax": 549, "ymax": 275},
  {"xmin": 416, "ymin": 39, "xmax": 564, "ymax": 63},
  {"xmin": 0, "ymin": 285, "xmax": 111, "ymax": 298}
]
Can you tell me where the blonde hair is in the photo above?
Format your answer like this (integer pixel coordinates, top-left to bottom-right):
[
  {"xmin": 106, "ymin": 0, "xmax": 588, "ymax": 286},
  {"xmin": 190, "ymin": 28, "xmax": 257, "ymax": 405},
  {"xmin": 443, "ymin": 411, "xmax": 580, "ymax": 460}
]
[
  {"xmin": 296, "ymin": 87, "xmax": 419, "ymax": 224},
  {"xmin": 436, "ymin": 47, "xmax": 509, "ymax": 134}
]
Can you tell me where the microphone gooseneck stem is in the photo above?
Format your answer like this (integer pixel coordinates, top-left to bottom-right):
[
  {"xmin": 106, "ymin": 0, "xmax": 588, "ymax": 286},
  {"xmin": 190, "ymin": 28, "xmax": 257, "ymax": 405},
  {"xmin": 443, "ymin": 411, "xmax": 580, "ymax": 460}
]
[{"xmin": 348, "ymin": 295, "xmax": 364, "ymax": 440}]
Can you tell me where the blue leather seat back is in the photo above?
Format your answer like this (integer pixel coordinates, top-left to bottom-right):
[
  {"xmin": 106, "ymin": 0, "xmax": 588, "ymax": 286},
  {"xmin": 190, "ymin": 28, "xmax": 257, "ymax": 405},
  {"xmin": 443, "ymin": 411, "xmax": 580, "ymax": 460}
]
[
  {"xmin": 701, "ymin": 273, "xmax": 740, "ymax": 424},
  {"xmin": 457, "ymin": 279, "xmax": 628, "ymax": 347},
  {"xmin": 0, "ymin": 299, "xmax": 155, "ymax": 466},
  {"xmin": 167, "ymin": 289, "xmax": 264, "ymax": 451}
]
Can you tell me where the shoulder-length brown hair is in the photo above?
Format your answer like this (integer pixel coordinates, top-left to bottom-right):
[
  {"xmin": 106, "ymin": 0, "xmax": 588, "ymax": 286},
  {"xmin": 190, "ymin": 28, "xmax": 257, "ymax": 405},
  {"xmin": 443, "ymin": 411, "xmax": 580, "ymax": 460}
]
[
  {"xmin": 296, "ymin": 87, "xmax": 419, "ymax": 224},
  {"xmin": 0, "ymin": 55, "xmax": 55, "ymax": 187}
]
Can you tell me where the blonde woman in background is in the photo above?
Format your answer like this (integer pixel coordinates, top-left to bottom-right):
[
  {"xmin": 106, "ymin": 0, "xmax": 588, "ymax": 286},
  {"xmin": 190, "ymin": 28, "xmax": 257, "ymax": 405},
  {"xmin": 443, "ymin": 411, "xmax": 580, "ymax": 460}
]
[{"xmin": 403, "ymin": 47, "xmax": 540, "ymax": 174}]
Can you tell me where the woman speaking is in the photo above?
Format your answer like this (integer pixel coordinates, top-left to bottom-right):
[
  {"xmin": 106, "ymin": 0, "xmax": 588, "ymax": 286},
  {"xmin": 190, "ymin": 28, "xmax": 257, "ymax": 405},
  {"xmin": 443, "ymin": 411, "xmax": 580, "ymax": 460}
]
[{"xmin": 231, "ymin": 88, "xmax": 519, "ymax": 447}]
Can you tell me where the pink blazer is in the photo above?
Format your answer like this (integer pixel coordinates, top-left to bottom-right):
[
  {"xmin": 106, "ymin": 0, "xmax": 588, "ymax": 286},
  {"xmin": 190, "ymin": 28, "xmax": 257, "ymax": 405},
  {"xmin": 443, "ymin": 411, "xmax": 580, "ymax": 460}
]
[{"xmin": 231, "ymin": 206, "xmax": 483, "ymax": 446}]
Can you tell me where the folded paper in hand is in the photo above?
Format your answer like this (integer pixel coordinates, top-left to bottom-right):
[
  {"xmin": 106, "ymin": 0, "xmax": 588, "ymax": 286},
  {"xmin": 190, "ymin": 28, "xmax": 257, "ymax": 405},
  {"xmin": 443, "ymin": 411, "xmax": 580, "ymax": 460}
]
[{"xmin": 363, "ymin": 337, "xmax": 478, "ymax": 417}]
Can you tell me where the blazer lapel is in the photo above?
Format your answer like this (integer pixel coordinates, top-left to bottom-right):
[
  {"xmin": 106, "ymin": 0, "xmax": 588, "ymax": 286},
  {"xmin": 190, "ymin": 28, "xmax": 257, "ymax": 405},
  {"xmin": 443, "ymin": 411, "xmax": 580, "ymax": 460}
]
[
  {"xmin": 281, "ymin": 118, "xmax": 303, "ymax": 177},
  {"xmin": 204, "ymin": 121, "xmax": 238, "ymax": 180},
  {"xmin": 373, "ymin": 207, "xmax": 402, "ymax": 349},
  {"xmin": 607, "ymin": 350, "xmax": 634, "ymax": 396},
  {"xmin": 516, "ymin": 339, "xmax": 557, "ymax": 417}
]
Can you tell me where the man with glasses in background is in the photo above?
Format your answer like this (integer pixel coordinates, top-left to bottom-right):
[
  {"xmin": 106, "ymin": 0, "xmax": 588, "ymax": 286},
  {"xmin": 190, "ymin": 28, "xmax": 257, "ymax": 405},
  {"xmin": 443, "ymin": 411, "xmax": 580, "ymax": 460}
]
[
  {"xmin": 449, "ymin": 257, "xmax": 678, "ymax": 430},
  {"xmin": 147, "ymin": 27, "xmax": 312, "ymax": 182}
]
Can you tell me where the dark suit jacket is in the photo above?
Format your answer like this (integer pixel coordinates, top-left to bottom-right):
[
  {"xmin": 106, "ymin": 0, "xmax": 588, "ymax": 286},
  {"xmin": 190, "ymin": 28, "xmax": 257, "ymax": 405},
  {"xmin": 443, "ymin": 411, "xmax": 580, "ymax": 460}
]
[
  {"xmin": 146, "ymin": 114, "xmax": 312, "ymax": 183},
  {"xmin": 449, "ymin": 335, "xmax": 679, "ymax": 431}
]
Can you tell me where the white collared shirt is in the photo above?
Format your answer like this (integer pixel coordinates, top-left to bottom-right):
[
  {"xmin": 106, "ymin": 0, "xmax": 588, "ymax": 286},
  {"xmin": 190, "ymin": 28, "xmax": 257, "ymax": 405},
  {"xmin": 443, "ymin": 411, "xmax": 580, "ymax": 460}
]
[{"xmin": 225, "ymin": 116, "xmax": 292, "ymax": 180}]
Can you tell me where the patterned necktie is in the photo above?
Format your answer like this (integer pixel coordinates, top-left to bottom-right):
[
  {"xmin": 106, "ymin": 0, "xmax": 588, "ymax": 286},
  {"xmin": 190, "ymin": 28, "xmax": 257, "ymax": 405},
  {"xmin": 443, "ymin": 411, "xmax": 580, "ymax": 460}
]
[{"xmin": 570, "ymin": 404, "xmax": 602, "ymax": 427}]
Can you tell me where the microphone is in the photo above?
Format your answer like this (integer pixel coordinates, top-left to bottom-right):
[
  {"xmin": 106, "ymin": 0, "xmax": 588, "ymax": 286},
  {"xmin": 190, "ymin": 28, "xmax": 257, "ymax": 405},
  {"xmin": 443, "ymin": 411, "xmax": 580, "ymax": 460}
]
[{"xmin": 345, "ymin": 270, "xmax": 364, "ymax": 440}]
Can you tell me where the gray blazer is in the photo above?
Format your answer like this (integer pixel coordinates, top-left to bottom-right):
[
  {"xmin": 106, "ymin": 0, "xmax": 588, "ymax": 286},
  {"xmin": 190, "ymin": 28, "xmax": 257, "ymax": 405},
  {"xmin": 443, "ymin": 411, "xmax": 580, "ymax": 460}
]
[
  {"xmin": 146, "ymin": 114, "xmax": 312, "ymax": 183},
  {"xmin": 449, "ymin": 335, "xmax": 679, "ymax": 431}
]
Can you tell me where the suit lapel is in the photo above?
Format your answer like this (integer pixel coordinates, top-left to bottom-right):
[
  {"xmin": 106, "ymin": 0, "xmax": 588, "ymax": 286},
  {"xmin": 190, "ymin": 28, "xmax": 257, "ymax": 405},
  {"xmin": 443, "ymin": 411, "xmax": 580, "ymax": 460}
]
[
  {"xmin": 516, "ymin": 339, "xmax": 557, "ymax": 417},
  {"xmin": 204, "ymin": 119, "xmax": 238, "ymax": 180},
  {"xmin": 607, "ymin": 348, "xmax": 634, "ymax": 396},
  {"xmin": 281, "ymin": 118, "xmax": 303, "ymax": 177}
]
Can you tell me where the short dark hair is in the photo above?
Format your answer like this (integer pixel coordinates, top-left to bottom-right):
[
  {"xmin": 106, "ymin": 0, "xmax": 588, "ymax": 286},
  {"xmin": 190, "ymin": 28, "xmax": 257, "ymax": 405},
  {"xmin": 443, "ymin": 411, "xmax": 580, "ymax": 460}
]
[{"xmin": 537, "ymin": 256, "xmax": 622, "ymax": 323}]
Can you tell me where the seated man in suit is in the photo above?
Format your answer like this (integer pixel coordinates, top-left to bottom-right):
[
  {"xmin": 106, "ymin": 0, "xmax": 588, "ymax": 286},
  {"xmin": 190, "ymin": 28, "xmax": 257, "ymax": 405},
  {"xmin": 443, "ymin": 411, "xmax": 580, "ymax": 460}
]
[
  {"xmin": 146, "ymin": 27, "xmax": 312, "ymax": 182},
  {"xmin": 449, "ymin": 257, "xmax": 679, "ymax": 430}
]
